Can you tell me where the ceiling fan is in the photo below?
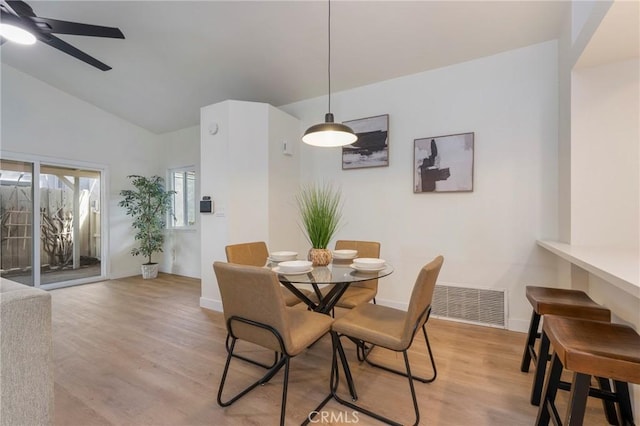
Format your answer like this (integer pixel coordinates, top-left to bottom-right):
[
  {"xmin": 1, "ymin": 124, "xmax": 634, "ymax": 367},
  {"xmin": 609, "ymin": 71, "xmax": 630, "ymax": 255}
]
[{"xmin": 0, "ymin": 0, "xmax": 124, "ymax": 71}]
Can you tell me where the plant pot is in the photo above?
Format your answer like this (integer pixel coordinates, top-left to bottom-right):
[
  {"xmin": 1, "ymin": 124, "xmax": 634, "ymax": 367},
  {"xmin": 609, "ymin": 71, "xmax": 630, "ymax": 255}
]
[
  {"xmin": 308, "ymin": 248, "xmax": 332, "ymax": 266},
  {"xmin": 141, "ymin": 263, "xmax": 159, "ymax": 279}
]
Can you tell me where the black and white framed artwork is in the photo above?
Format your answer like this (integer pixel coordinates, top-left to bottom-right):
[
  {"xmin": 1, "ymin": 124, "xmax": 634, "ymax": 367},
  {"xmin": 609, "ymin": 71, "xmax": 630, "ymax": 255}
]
[
  {"xmin": 414, "ymin": 132, "xmax": 474, "ymax": 193},
  {"xmin": 342, "ymin": 114, "xmax": 389, "ymax": 170}
]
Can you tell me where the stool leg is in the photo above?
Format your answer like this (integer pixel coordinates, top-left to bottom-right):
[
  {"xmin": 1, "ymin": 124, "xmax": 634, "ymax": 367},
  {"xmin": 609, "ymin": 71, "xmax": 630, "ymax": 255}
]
[
  {"xmin": 521, "ymin": 310, "xmax": 541, "ymax": 372},
  {"xmin": 613, "ymin": 380, "xmax": 634, "ymax": 426},
  {"xmin": 565, "ymin": 372, "xmax": 591, "ymax": 426},
  {"xmin": 536, "ymin": 352, "xmax": 563, "ymax": 426},
  {"xmin": 596, "ymin": 377, "xmax": 620, "ymax": 425},
  {"xmin": 531, "ymin": 329, "xmax": 550, "ymax": 405}
]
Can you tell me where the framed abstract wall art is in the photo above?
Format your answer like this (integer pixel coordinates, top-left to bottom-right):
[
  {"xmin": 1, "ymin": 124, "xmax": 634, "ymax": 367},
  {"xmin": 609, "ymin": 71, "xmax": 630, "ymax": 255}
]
[
  {"xmin": 414, "ymin": 132, "xmax": 474, "ymax": 193},
  {"xmin": 342, "ymin": 114, "xmax": 389, "ymax": 170}
]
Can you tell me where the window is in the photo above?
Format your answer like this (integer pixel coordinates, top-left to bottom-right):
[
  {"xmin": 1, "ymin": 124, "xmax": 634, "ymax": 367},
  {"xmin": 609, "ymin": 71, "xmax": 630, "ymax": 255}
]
[{"xmin": 169, "ymin": 167, "xmax": 196, "ymax": 228}]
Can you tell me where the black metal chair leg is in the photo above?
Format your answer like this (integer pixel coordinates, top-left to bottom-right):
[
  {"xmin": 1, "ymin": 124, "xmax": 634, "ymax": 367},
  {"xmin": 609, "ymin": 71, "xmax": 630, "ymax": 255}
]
[
  {"xmin": 303, "ymin": 336, "xmax": 341, "ymax": 426},
  {"xmin": 363, "ymin": 325, "xmax": 437, "ymax": 383},
  {"xmin": 320, "ymin": 330, "xmax": 424, "ymax": 426},
  {"xmin": 335, "ymin": 335, "xmax": 358, "ymax": 400},
  {"xmin": 522, "ymin": 310, "xmax": 541, "ymax": 372},
  {"xmin": 352, "ymin": 337, "xmax": 372, "ymax": 362},
  {"xmin": 279, "ymin": 357, "xmax": 290, "ymax": 426},
  {"xmin": 225, "ymin": 333, "xmax": 279, "ymax": 369},
  {"xmin": 402, "ymin": 349, "xmax": 421, "ymax": 426},
  {"xmin": 217, "ymin": 336, "xmax": 287, "ymax": 408},
  {"xmin": 422, "ymin": 325, "xmax": 438, "ymax": 382},
  {"xmin": 329, "ymin": 346, "xmax": 418, "ymax": 426}
]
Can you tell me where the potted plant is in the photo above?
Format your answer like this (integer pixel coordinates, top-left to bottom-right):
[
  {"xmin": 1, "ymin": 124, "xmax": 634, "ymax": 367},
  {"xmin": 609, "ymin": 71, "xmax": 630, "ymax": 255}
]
[
  {"xmin": 119, "ymin": 175, "xmax": 175, "ymax": 279},
  {"xmin": 295, "ymin": 182, "xmax": 343, "ymax": 266}
]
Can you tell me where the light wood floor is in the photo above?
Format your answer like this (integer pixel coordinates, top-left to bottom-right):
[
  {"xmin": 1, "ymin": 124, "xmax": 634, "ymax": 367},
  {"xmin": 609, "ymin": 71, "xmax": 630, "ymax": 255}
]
[{"xmin": 51, "ymin": 274, "xmax": 609, "ymax": 425}]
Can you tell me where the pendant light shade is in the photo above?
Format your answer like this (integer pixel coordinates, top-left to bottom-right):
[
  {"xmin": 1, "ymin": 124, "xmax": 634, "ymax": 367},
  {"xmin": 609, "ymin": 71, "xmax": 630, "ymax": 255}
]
[
  {"xmin": 302, "ymin": 0, "xmax": 357, "ymax": 148},
  {"xmin": 302, "ymin": 113, "xmax": 357, "ymax": 147}
]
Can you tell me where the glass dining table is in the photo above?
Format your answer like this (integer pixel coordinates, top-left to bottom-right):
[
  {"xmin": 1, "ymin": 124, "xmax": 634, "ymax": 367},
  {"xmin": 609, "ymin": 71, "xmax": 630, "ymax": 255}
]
[
  {"xmin": 270, "ymin": 259, "xmax": 394, "ymax": 315},
  {"xmin": 271, "ymin": 259, "xmax": 393, "ymax": 406}
]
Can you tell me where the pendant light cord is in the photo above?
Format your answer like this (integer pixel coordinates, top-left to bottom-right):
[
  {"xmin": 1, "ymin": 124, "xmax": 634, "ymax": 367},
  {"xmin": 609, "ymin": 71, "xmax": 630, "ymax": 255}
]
[{"xmin": 327, "ymin": 0, "xmax": 331, "ymax": 114}]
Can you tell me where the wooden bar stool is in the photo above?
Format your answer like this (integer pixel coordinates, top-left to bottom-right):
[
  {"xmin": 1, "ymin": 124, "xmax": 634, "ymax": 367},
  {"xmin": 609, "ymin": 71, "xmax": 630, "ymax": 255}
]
[
  {"xmin": 522, "ymin": 286, "xmax": 611, "ymax": 406},
  {"xmin": 536, "ymin": 315, "xmax": 640, "ymax": 426}
]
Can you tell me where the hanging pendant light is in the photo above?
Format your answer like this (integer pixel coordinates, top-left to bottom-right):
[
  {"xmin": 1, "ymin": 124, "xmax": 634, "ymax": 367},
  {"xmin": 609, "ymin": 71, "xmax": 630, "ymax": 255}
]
[{"xmin": 302, "ymin": 0, "xmax": 357, "ymax": 147}]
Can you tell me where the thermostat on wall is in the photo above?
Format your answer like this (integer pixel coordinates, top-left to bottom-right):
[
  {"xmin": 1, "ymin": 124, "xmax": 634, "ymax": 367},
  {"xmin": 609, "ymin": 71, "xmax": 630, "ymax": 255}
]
[{"xmin": 200, "ymin": 196, "xmax": 212, "ymax": 213}]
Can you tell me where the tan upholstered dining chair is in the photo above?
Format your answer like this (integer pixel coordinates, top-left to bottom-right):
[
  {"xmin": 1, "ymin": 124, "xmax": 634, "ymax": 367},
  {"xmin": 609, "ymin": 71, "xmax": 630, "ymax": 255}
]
[
  {"xmin": 225, "ymin": 241, "xmax": 310, "ymax": 307},
  {"xmin": 309, "ymin": 240, "xmax": 380, "ymax": 311},
  {"xmin": 213, "ymin": 262, "xmax": 333, "ymax": 426},
  {"xmin": 333, "ymin": 240, "xmax": 381, "ymax": 309},
  {"xmin": 225, "ymin": 241, "xmax": 313, "ymax": 369},
  {"xmin": 319, "ymin": 255, "xmax": 444, "ymax": 426}
]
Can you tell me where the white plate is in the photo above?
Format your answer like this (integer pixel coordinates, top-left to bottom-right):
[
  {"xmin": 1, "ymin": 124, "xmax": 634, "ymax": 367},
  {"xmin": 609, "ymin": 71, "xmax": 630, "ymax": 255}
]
[
  {"xmin": 332, "ymin": 249, "xmax": 358, "ymax": 260},
  {"xmin": 350, "ymin": 263, "xmax": 386, "ymax": 272},
  {"xmin": 268, "ymin": 256, "xmax": 298, "ymax": 263},
  {"xmin": 272, "ymin": 266, "xmax": 313, "ymax": 275},
  {"xmin": 352, "ymin": 258, "xmax": 386, "ymax": 268},
  {"xmin": 269, "ymin": 251, "xmax": 298, "ymax": 262},
  {"xmin": 277, "ymin": 260, "xmax": 313, "ymax": 274}
]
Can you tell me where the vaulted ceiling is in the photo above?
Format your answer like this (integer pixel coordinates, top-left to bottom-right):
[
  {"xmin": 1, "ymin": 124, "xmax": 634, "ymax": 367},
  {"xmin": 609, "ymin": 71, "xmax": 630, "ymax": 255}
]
[{"xmin": 1, "ymin": 1, "xmax": 572, "ymax": 134}]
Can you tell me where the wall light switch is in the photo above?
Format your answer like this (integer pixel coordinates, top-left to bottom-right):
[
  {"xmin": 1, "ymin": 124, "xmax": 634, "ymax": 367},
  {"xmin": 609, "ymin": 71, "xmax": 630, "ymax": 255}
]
[{"xmin": 283, "ymin": 140, "xmax": 294, "ymax": 156}]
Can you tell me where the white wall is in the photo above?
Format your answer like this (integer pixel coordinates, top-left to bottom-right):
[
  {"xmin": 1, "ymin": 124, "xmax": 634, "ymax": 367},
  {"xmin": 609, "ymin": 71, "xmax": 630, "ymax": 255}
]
[
  {"xmin": 1, "ymin": 64, "xmax": 164, "ymax": 279},
  {"xmin": 227, "ymin": 102, "xmax": 270, "ymax": 243},
  {"xmin": 548, "ymin": 1, "xmax": 640, "ymax": 413},
  {"xmin": 571, "ymin": 59, "xmax": 639, "ymax": 250},
  {"xmin": 281, "ymin": 41, "xmax": 560, "ymax": 331},
  {"xmin": 200, "ymin": 101, "xmax": 231, "ymax": 310},
  {"xmin": 267, "ymin": 105, "xmax": 302, "ymax": 252},
  {"xmin": 557, "ymin": 6, "xmax": 573, "ymax": 244},
  {"xmin": 159, "ymin": 125, "xmax": 201, "ymax": 278},
  {"xmin": 571, "ymin": 0, "xmax": 598, "ymax": 43},
  {"xmin": 199, "ymin": 100, "xmax": 301, "ymax": 310}
]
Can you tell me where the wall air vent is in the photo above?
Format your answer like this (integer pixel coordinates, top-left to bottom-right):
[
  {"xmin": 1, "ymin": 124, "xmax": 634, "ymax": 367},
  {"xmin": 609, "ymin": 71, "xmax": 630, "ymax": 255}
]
[{"xmin": 431, "ymin": 284, "xmax": 506, "ymax": 328}]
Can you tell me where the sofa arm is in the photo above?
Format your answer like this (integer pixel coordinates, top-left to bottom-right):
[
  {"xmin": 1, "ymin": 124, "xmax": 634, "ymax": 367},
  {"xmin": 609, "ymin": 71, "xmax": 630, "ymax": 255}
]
[{"xmin": 0, "ymin": 281, "xmax": 53, "ymax": 426}]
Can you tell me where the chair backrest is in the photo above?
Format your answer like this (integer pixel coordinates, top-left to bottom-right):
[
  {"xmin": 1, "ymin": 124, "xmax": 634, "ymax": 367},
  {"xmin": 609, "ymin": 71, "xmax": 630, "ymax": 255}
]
[
  {"xmin": 401, "ymin": 255, "xmax": 444, "ymax": 348},
  {"xmin": 213, "ymin": 261, "xmax": 291, "ymax": 353},
  {"xmin": 335, "ymin": 240, "xmax": 381, "ymax": 290},
  {"xmin": 225, "ymin": 241, "xmax": 269, "ymax": 267}
]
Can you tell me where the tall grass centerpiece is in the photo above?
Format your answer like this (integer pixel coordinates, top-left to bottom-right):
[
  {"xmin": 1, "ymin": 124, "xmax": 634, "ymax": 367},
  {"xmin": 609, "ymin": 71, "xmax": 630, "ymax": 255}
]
[{"xmin": 295, "ymin": 183, "xmax": 343, "ymax": 265}]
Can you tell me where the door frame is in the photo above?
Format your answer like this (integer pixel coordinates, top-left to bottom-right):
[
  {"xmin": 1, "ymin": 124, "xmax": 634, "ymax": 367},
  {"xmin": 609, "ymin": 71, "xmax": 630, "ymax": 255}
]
[{"xmin": 1, "ymin": 151, "xmax": 110, "ymax": 289}]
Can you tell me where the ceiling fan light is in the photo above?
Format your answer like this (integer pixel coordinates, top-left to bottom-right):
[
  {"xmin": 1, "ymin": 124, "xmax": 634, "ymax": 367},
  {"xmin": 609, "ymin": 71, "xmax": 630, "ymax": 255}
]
[
  {"xmin": 302, "ymin": 113, "xmax": 357, "ymax": 147},
  {"xmin": 0, "ymin": 23, "xmax": 36, "ymax": 45}
]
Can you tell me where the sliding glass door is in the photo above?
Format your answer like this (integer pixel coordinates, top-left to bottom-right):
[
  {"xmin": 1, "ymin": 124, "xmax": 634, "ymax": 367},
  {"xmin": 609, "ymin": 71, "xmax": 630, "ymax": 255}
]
[
  {"xmin": 0, "ymin": 156, "xmax": 106, "ymax": 288},
  {"xmin": 38, "ymin": 165, "xmax": 103, "ymax": 285},
  {"xmin": 0, "ymin": 159, "xmax": 34, "ymax": 285}
]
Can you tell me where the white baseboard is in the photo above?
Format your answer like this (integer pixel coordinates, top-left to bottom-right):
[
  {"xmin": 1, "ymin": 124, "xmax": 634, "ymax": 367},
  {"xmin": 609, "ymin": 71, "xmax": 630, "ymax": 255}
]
[
  {"xmin": 374, "ymin": 297, "xmax": 408, "ymax": 311},
  {"xmin": 200, "ymin": 297, "xmax": 222, "ymax": 312},
  {"xmin": 507, "ymin": 318, "xmax": 530, "ymax": 333}
]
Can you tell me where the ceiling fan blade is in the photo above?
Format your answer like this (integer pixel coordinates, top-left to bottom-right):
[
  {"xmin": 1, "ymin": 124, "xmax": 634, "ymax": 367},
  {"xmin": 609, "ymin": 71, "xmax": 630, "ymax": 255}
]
[
  {"xmin": 32, "ymin": 17, "xmax": 124, "ymax": 39},
  {"xmin": 39, "ymin": 33, "xmax": 112, "ymax": 71},
  {"xmin": 5, "ymin": 0, "xmax": 34, "ymax": 17}
]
